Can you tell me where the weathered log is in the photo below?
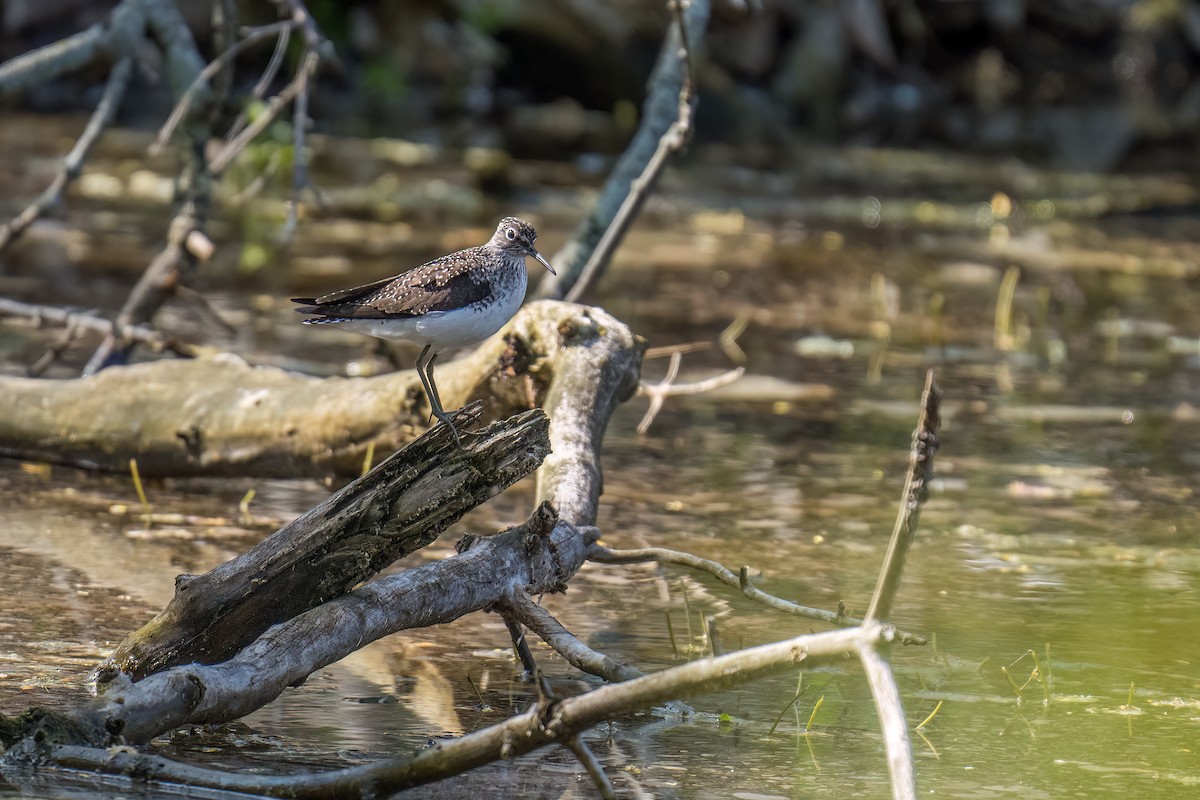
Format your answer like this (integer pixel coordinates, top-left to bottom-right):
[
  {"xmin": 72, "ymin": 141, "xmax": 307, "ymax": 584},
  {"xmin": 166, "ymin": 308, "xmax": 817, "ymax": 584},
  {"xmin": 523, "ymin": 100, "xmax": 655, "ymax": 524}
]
[
  {"xmin": 0, "ymin": 300, "xmax": 642, "ymax": 751},
  {"xmin": 99, "ymin": 404, "xmax": 550, "ymax": 682},
  {"xmin": 0, "ymin": 301, "xmax": 642, "ymax": 479}
]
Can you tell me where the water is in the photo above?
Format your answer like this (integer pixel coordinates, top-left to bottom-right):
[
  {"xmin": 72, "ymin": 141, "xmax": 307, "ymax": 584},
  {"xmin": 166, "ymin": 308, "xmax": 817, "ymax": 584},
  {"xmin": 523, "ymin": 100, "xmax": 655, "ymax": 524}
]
[{"xmin": 1, "ymin": 114, "xmax": 1198, "ymax": 797}]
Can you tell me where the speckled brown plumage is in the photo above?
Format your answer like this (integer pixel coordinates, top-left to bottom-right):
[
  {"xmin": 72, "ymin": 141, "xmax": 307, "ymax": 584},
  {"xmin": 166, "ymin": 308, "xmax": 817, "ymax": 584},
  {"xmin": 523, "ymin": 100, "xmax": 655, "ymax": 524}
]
[
  {"xmin": 292, "ymin": 217, "xmax": 544, "ymax": 320},
  {"xmin": 292, "ymin": 217, "xmax": 556, "ymax": 444}
]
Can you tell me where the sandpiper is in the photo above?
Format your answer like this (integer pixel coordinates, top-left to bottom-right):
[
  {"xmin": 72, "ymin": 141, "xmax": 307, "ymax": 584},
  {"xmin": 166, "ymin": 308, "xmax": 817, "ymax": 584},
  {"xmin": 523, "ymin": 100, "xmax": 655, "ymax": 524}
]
[{"xmin": 293, "ymin": 216, "xmax": 556, "ymax": 443}]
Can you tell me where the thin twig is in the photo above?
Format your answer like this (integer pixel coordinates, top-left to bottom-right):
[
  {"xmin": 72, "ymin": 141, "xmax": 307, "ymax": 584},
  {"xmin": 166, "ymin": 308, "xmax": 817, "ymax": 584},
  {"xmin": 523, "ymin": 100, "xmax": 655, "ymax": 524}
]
[
  {"xmin": 0, "ymin": 56, "xmax": 133, "ymax": 252},
  {"xmin": 208, "ymin": 48, "xmax": 321, "ymax": 176},
  {"xmin": 152, "ymin": 20, "xmax": 298, "ymax": 155},
  {"xmin": 223, "ymin": 24, "xmax": 292, "ymax": 147},
  {"xmin": 281, "ymin": 46, "xmax": 317, "ymax": 240},
  {"xmin": 28, "ymin": 318, "xmax": 83, "ymax": 376},
  {"xmin": 719, "ymin": 310, "xmax": 750, "ymax": 365},
  {"xmin": 503, "ymin": 616, "xmax": 616, "ymax": 800},
  {"xmin": 564, "ymin": 738, "xmax": 617, "ymax": 800},
  {"xmin": 504, "ymin": 591, "xmax": 643, "ymax": 683},
  {"xmin": 865, "ymin": 369, "xmax": 941, "ymax": 623},
  {"xmin": 174, "ymin": 286, "xmax": 237, "ymax": 336},
  {"xmin": 589, "ymin": 546, "xmax": 927, "ymax": 646},
  {"xmin": 637, "ymin": 350, "xmax": 680, "ymax": 434},
  {"xmin": 0, "ymin": 298, "xmax": 196, "ymax": 357},
  {"xmin": 637, "ymin": 362, "xmax": 745, "ymax": 434},
  {"xmin": 644, "ymin": 341, "xmax": 711, "ymax": 358}
]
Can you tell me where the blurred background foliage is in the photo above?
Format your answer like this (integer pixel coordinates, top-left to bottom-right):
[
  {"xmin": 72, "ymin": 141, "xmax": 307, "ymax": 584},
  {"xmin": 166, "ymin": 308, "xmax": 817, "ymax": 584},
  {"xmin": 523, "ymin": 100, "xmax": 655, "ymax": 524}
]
[{"xmin": 5, "ymin": 0, "xmax": 1200, "ymax": 171}]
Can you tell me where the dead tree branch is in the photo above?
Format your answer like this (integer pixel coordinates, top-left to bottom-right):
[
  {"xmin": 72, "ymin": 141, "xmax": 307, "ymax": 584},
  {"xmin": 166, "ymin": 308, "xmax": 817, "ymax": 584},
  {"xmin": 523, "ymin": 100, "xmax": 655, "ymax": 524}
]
[
  {"xmin": 539, "ymin": 0, "xmax": 709, "ymax": 300},
  {"xmin": 100, "ymin": 404, "xmax": 550, "ymax": 680},
  {"xmin": 637, "ymin": 355, "xmax": 745, "ymax": 434},
  {"xmin": 0, "ymin": 0, "xmax": 146, "ymax": 96},
  {"xmin": 866, "ymin": 369, "xmax": 941, "ymax": 622},
  {"xmin": 589, "ymin": 545, "xmax": 928, "ymax": 646},
  {"xmin": 0, "ymin": 298, "xmax": 197, "ymax": 355},
  {"xmin": 502, "ymin": 613, "xmax": 617, "ymax": 800},
  {"xmin": 43, "ymin": 505, "xmax": 591, "ymax": 746},
  {"xmin": 152, "ymin": 19, "xmax": 300, "ymax": 155},
  {"xmin": 502, "ymin": 589, "xmax": 644, "ymax": 683},
  {"xmin": 0, "ymin": 57, "xmax": 134, "ymax": 252},
  {"xmin": 859, "ymin": 642, "xmax": 915, "ymax": 800},
  {"xmin": 36, "ymin": 625, "xmax": 879, "ymax": 798},
  {"xmin": 3, "ymin": 363, "xmax": 939, "ymax": 800}
]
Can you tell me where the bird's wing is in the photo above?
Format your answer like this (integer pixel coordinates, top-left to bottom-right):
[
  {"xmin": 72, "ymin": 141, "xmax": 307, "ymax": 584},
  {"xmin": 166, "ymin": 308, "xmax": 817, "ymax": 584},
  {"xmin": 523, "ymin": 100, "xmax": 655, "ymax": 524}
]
[{"xmin": 293, "ymin": 249, "xmax": 493, "ymax": 319}]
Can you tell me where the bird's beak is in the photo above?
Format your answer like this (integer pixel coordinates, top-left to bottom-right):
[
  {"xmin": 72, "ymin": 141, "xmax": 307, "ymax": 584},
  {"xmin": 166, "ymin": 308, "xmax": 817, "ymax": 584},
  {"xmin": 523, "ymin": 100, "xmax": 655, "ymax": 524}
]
[{"xmin": 528, "ymin": 246, "xmax": 556, "ymax": 275}]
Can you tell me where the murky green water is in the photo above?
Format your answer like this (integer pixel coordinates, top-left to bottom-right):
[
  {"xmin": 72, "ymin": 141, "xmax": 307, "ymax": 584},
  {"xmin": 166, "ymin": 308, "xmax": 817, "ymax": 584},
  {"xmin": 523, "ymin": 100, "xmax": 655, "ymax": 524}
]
[{"xmin": 1, "ymin": 114, "xmax": 1198, "ymax": 797}]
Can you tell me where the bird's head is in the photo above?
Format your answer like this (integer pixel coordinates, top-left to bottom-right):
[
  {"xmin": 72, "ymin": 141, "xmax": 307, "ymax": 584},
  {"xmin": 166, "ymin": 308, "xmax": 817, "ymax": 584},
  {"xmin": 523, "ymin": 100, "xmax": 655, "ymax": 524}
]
[{"xmin": 494, "ymin": 217, "xmax": 556, "ymax": 275}]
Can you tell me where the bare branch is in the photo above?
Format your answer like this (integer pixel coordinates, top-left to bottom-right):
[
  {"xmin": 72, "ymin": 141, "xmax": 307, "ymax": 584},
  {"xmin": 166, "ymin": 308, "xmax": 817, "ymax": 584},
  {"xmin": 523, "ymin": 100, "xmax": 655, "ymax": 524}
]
[
  {"xmin": 502, "ymin": 614, "xmax": 617, "ymax": 799},
  {"xmin": 0, "ymin": 22, "xmax": 114, "ymax": 96},
  {"xmin": 503, "ymin": 590, "xmax": 644, "ymax": 683},
  {"xmin": 719, "ymin": 310, "xmax": 750, "ymax": 365},
  {"xmin": 858, "ymin": 643, "xmax": 916, "ymax": 800},
  {"xmin": 46, "ymin": 625, "xmax": 878, "ymax": 797},
  {"xmin": 152, "ymin": 20, "xmax": 299, "ymax": 155},
  {"xmin": 865, "ymin": 369, "xmax": 941, "ymax": 622},
  {"xmin": 208, "ymin": 47, "xmax": 321, "ymax": 176},
  {"xmin": 281, "ymin": 47, "xmax": 317, "ymax": 239},
  {"xmin": 540, "ymin": 0, "xmax": 710, "ymax": 300},
  {"xmin": 564, "ymin": 737, "xmax": 618, "ymax": 800},
  {"xmin": 0, "ymin": 57, "xmax": 134, "ymax": 252},
  {"xmin": 636, "ymin": 364, "xmax": 745, "ymax": 436},
  {"xmin": 0, "ymin": 297, "xmax": 196, "ymax": 357},
  {"xmin": 636, "ymin": 350, "xmax": 681, "ymax": 433},
  {"xmin": 590, "ymin": 545, "xmax": 927, "ymax": 646}
]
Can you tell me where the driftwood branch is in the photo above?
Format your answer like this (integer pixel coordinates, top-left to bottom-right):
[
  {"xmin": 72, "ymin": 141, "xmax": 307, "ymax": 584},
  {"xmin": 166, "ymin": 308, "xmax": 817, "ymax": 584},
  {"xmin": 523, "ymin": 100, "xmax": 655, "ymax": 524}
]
[
  {"xmin": 100, "ymin": 404, "xmax": 550, "ymax": 681},
  {"xmin": 636, "ymin": 354, "xmax": 745, "ymax": 434},
  {"xmin": 538, "ymin": 0, "xmax": 709, "ymax": 300},
  {"xmin": 859, "ymin": 642, "xmax": 915, "ymax": 800},
  {"xmin": 39, "ymin": 505, "xmax": 589, "ymax": 747},
  {"xmin": 0, "ymin": 302, "xmax": 643, "ymax": 480},
  {"xmin": 36, "ymin": 625, "xmax": 878, "ymax": 798},
  {"xmin": 502, "ymin": 589, "xmax": 644, "ymax": 683},
  {"xmin": 866, "ymin": 369, "xmax": 941, "ymax": 622},
  {"xmin": 589, "ymin": 545, "xmax": 928, "ymax": 646}
]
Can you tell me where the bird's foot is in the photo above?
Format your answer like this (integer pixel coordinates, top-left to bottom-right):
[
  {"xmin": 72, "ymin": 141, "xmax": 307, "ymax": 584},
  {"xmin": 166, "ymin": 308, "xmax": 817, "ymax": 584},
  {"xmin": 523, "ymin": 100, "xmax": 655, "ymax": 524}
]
[{"xmin": 432, "ymin": 411, "xmax": 463, "ymax": 449}]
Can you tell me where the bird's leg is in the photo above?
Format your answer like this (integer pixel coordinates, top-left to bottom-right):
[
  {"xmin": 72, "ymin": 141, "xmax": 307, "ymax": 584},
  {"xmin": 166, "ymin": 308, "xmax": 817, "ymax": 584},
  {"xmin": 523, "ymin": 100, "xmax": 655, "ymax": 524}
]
[{"xmin": 416, "ymin": 346, "xmax": 460, "ymax": 447}]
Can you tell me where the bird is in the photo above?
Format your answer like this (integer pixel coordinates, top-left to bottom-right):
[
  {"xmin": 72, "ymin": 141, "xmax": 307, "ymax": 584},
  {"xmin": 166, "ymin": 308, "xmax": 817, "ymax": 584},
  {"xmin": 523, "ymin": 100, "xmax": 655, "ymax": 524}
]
[{"xmin": 293, "ymin": 216, "xmax": 556, "ymax": 444}]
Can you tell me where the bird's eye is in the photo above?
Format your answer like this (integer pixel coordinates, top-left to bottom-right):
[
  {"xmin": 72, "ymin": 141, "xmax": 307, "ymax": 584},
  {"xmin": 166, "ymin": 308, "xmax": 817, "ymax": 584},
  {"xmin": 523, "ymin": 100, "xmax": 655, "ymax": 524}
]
[{"xmin": 505, "ymin": 228, "xmax": 516, "ymax": 241}]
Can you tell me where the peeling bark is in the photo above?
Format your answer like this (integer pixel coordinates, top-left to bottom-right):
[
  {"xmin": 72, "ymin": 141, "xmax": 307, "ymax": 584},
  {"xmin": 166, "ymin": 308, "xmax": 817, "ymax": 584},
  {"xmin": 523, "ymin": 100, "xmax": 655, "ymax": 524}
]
[{"xmin": 100, "ymin": 405, "xmax": 551, "ymax": 681}]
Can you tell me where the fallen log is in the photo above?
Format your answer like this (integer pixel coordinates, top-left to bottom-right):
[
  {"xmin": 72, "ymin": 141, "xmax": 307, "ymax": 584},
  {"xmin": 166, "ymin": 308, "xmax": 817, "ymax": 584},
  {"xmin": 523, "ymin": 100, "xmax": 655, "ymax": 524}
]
[{"xmin": 0, "ymin": 300, "xmax": 642, "ymax": 480}]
